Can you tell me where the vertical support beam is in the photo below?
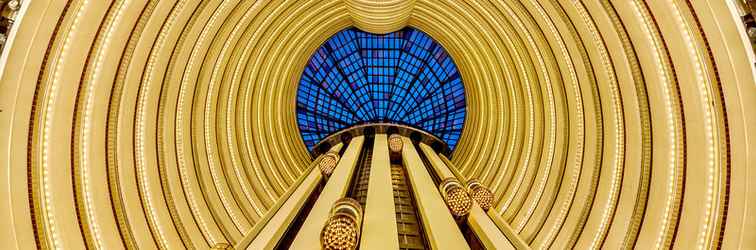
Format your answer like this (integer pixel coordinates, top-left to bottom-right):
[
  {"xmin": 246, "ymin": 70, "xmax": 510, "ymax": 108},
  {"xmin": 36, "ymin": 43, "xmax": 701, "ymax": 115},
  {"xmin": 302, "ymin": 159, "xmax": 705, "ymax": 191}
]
[
  {"xmin": 401, "ymin": 137, "xmax": 469, "ymax": 249},
  {"xmin": 467, "ymin": 206, "xmax": 517, "ymax": 250},
  {"xmin": 440, "ymin": 155, "xmax": 530, "ymax": 250},
  {"xmin": 486, "ymin": 209, "xmax": 531, "ymax": 250},
  {"xmin": 289, "ymin": 136, "xmax": 365, "ymax": 249},
  {"xmin": 420, "ymin": 143, "xmax": 525, "ymax": 250},
  {"xmin": 418, "ymin": 143, "xmax": 456, "ymax": 179},
  {"xmin": 438, "ymin": 154, "xmax": 466, "ymax": 182},
  {"xmin": 240, "ymin": 143, "xmax": 344, "ymax": 249},
  {"xmin": 359, "ymin": 134, "xmax": 399, "ymax": 249}
]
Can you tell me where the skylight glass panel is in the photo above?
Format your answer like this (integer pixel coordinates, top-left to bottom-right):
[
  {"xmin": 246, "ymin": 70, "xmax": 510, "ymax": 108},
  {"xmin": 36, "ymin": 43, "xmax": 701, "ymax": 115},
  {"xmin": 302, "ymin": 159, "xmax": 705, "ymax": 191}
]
[{"xmin": 296, "ymin": 27, "xmax": 466, "ymax": 150}]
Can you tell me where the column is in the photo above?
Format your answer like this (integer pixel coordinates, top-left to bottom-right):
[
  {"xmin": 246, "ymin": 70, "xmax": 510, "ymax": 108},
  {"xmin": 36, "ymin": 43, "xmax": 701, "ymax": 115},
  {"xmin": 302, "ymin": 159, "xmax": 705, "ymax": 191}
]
[
  {"xmin": 419, "ymin": 143, "xmax": 519, "ymax": 250},
  {"xmin": 400, "ymin": 136, "xmax": 469, "ymax": 249},
  {"xmin": 242, "ymin": 142, "xmax": 345, "ymax": 249},
  {"xmin": 359, "ymin": 134, "xmax": 399, "ymax": 249},
  {"xmin": 439, "ymin": 155, "xmax": 530, "ymax": 249},
  {"xmin": 237, "ymin": 143, "xmax": 344, "ymax": 249},
  {"xmin": 289, "ymin": 136, "xmax": 365, "ymax": 249}
]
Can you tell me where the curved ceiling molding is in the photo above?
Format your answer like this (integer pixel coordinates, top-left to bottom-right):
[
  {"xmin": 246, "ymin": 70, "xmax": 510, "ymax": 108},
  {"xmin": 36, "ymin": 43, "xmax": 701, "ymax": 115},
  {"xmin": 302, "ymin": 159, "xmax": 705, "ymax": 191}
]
[
  {"xmin": 0, "ymin": 0, "xmax": 754, "ymax": 249},
  {"xmin": 344, "ymin": 0, "xmax": 416, "ymax": 34}
]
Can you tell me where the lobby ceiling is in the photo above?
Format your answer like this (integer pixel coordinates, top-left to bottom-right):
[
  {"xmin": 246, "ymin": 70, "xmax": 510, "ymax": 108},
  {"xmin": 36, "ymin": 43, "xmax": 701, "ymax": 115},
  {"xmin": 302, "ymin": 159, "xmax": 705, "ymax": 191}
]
[{"xmin": 1, "ymin": 0, "xmax": 755, "ymax": 249}]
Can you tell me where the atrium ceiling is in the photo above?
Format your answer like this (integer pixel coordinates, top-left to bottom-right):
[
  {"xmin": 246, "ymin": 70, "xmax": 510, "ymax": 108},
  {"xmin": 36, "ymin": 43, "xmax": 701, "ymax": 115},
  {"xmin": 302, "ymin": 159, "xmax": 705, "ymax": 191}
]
[{"xmin": 1, "ymin": 0, "xmax": 755, "ymax": 249}]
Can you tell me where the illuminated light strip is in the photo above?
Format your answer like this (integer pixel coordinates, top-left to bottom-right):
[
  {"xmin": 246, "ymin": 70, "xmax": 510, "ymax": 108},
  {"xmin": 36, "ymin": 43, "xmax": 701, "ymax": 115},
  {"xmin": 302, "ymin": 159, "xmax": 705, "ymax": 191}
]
[
  {"xmin": 541, "ymin": 2, "xmax": 607, "ymax": 246},
  {"xmin": 162, "ymin": 0, "xmax": 224, "ymax": 244},
  {"xmin": 631, "ymin": 1, "xmax": 680, "ymax": 248},
  {"xmin": 667, "ymin": 1, "xmax": 717, "ymax": 248},
  {"xmin": 461, "ymin": 0, "xmax": 517, "ymax": 189},
  {"xmin": 526, "ymin": 0, "xmax": 586, "ymax": 246},
  {"xmin": 414, "ymin": 0, "xmax": 486, "ymax": 187},
  {"xmin": 104, "ymin": 1, "xmax": 159, "ymax": 247},
  {"xmin": 422, "ymin": 0, "xmax": 516, "ymax": 199},
  {"xmin": 596, "ymin": 1, "xmax": 653, "ymax": 247},
  {"xmin": 501, "ymin": 0, "xmax": 558, "ymax": 232},
  {"xmin": 204, "ymin": 0, "xmax": 265, "ymax": 218},
  {"xmin": 137, "ymin": 0, "xmax": 187, "ymax": 247},
  {"xmin": 496, "ymin": 0, "xmax": 537, "ymax": 214},
  {"xmin": 231, "ymin": 0, "xmax": 345, "ymax": 214},
  {"xmin": 80, "ymin": 0, "xmax": 128, "ymax": 248},
  {"xmin": 41, "ymin": 0, "xmax": 89, "ymax": 248},
  {"xmin": 256, "ymin": 1, "xmax": 334, "ymax": 189},
  {"xmin": 255, "ymin": 2, "xmax": 350, "ymax": 195},
  {"xmin": 231, "ymin": 1, "xmax": 281, "ymax": 205},
  {"xmin": 241, "ymin": 1, "xmax": 293, "ymax": 198},
  {"xmin": 438, "ymin": 0, "xmax": 496, "ymax": 183},
  {"xmin": 449, "ymin": 0, "xmax": 512, "ymax": 185},
  {"xmin": 237, "ymin": 0, "xmax": 348, "ymax": 207},
  {"xmin": 177, "ymin": 0, "xmax": 251, "ymax": 233},
  {"xmin": 569, "ymin": 1, "xmax": 625, "ymax": 248},
  {"xmin": 258, "ymin": 2, "xmax": 350, "ymax": 195},
  {"xmin": 463, "ymin": 0, "xmax": 532, "ymax": 201}
]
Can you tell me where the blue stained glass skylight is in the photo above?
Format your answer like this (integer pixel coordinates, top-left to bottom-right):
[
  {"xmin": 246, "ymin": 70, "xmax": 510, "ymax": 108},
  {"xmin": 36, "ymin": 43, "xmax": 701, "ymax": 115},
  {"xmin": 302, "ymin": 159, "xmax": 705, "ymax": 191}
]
[{"xmin": 296, "ymin": 27, "xmax": 466, "ymax": 151}]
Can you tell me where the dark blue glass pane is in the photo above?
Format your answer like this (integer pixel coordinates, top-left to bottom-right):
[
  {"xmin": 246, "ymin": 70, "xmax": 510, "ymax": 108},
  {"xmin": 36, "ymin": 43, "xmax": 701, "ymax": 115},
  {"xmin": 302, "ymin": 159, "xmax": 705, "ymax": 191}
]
[{"xmin": 296, "ymin": 27, "xmax": 466, "ymax": 150}]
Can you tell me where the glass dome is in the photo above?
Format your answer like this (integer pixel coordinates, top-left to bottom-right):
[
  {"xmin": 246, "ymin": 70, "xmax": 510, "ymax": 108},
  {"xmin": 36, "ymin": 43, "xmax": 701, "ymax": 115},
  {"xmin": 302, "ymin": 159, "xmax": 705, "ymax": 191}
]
[{"xmin": 296, "ymin": 27, "xmax": 465, "ymax": 150}]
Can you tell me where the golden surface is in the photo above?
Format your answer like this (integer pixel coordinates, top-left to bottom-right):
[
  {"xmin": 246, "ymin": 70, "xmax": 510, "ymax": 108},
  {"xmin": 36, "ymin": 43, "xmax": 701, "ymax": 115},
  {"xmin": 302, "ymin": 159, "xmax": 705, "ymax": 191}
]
[
  {"xmin": 467, "ymin": 205, "xmax": 518, "ymax": 250},
  {"xmin": 0, "ymin": 0, "xmax": 755, "ymax": 249},
  {"xmin": 244, "ymin": 143, "xmax": 342, "ymax": 249},
  {"xmin": 400, "ymin": 136, "xmax": 468, "ymax": 249},
  {"xmin": 359, "ymin": 134, "xmax": 399, "ymax": 250},
  {"xmin": 290, "ymin": 136, "xmax": 364, "ymax": 249}
]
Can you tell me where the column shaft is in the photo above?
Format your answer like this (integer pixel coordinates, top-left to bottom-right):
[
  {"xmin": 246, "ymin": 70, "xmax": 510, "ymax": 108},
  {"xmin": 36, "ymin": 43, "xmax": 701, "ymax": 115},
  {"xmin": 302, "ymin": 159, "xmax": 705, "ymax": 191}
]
[
  {"xmin": 241, "ymin": 143, "xmax": 344, "ymax": 249},
  {"xmin": 359, "ymin": 134, "xmax": 399, "ymax": 249},
  {"xmin": 420, "ymin": 143, "xmax": 522, "ymax": 249},
  {"xmin": 401, "ymin": 137, "xmax": 469, "ymax": 249},
  {"xmin": 289, "ymin": 137, "xmax": 365, "ymax": 249}
]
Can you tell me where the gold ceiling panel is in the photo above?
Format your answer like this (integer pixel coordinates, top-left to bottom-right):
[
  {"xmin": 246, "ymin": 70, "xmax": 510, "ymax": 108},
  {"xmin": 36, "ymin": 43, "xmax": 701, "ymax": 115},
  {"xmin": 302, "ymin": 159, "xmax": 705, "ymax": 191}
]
[{"xmin": 343, "ymin": 0, "xmax": 415, "ymax": 34}]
